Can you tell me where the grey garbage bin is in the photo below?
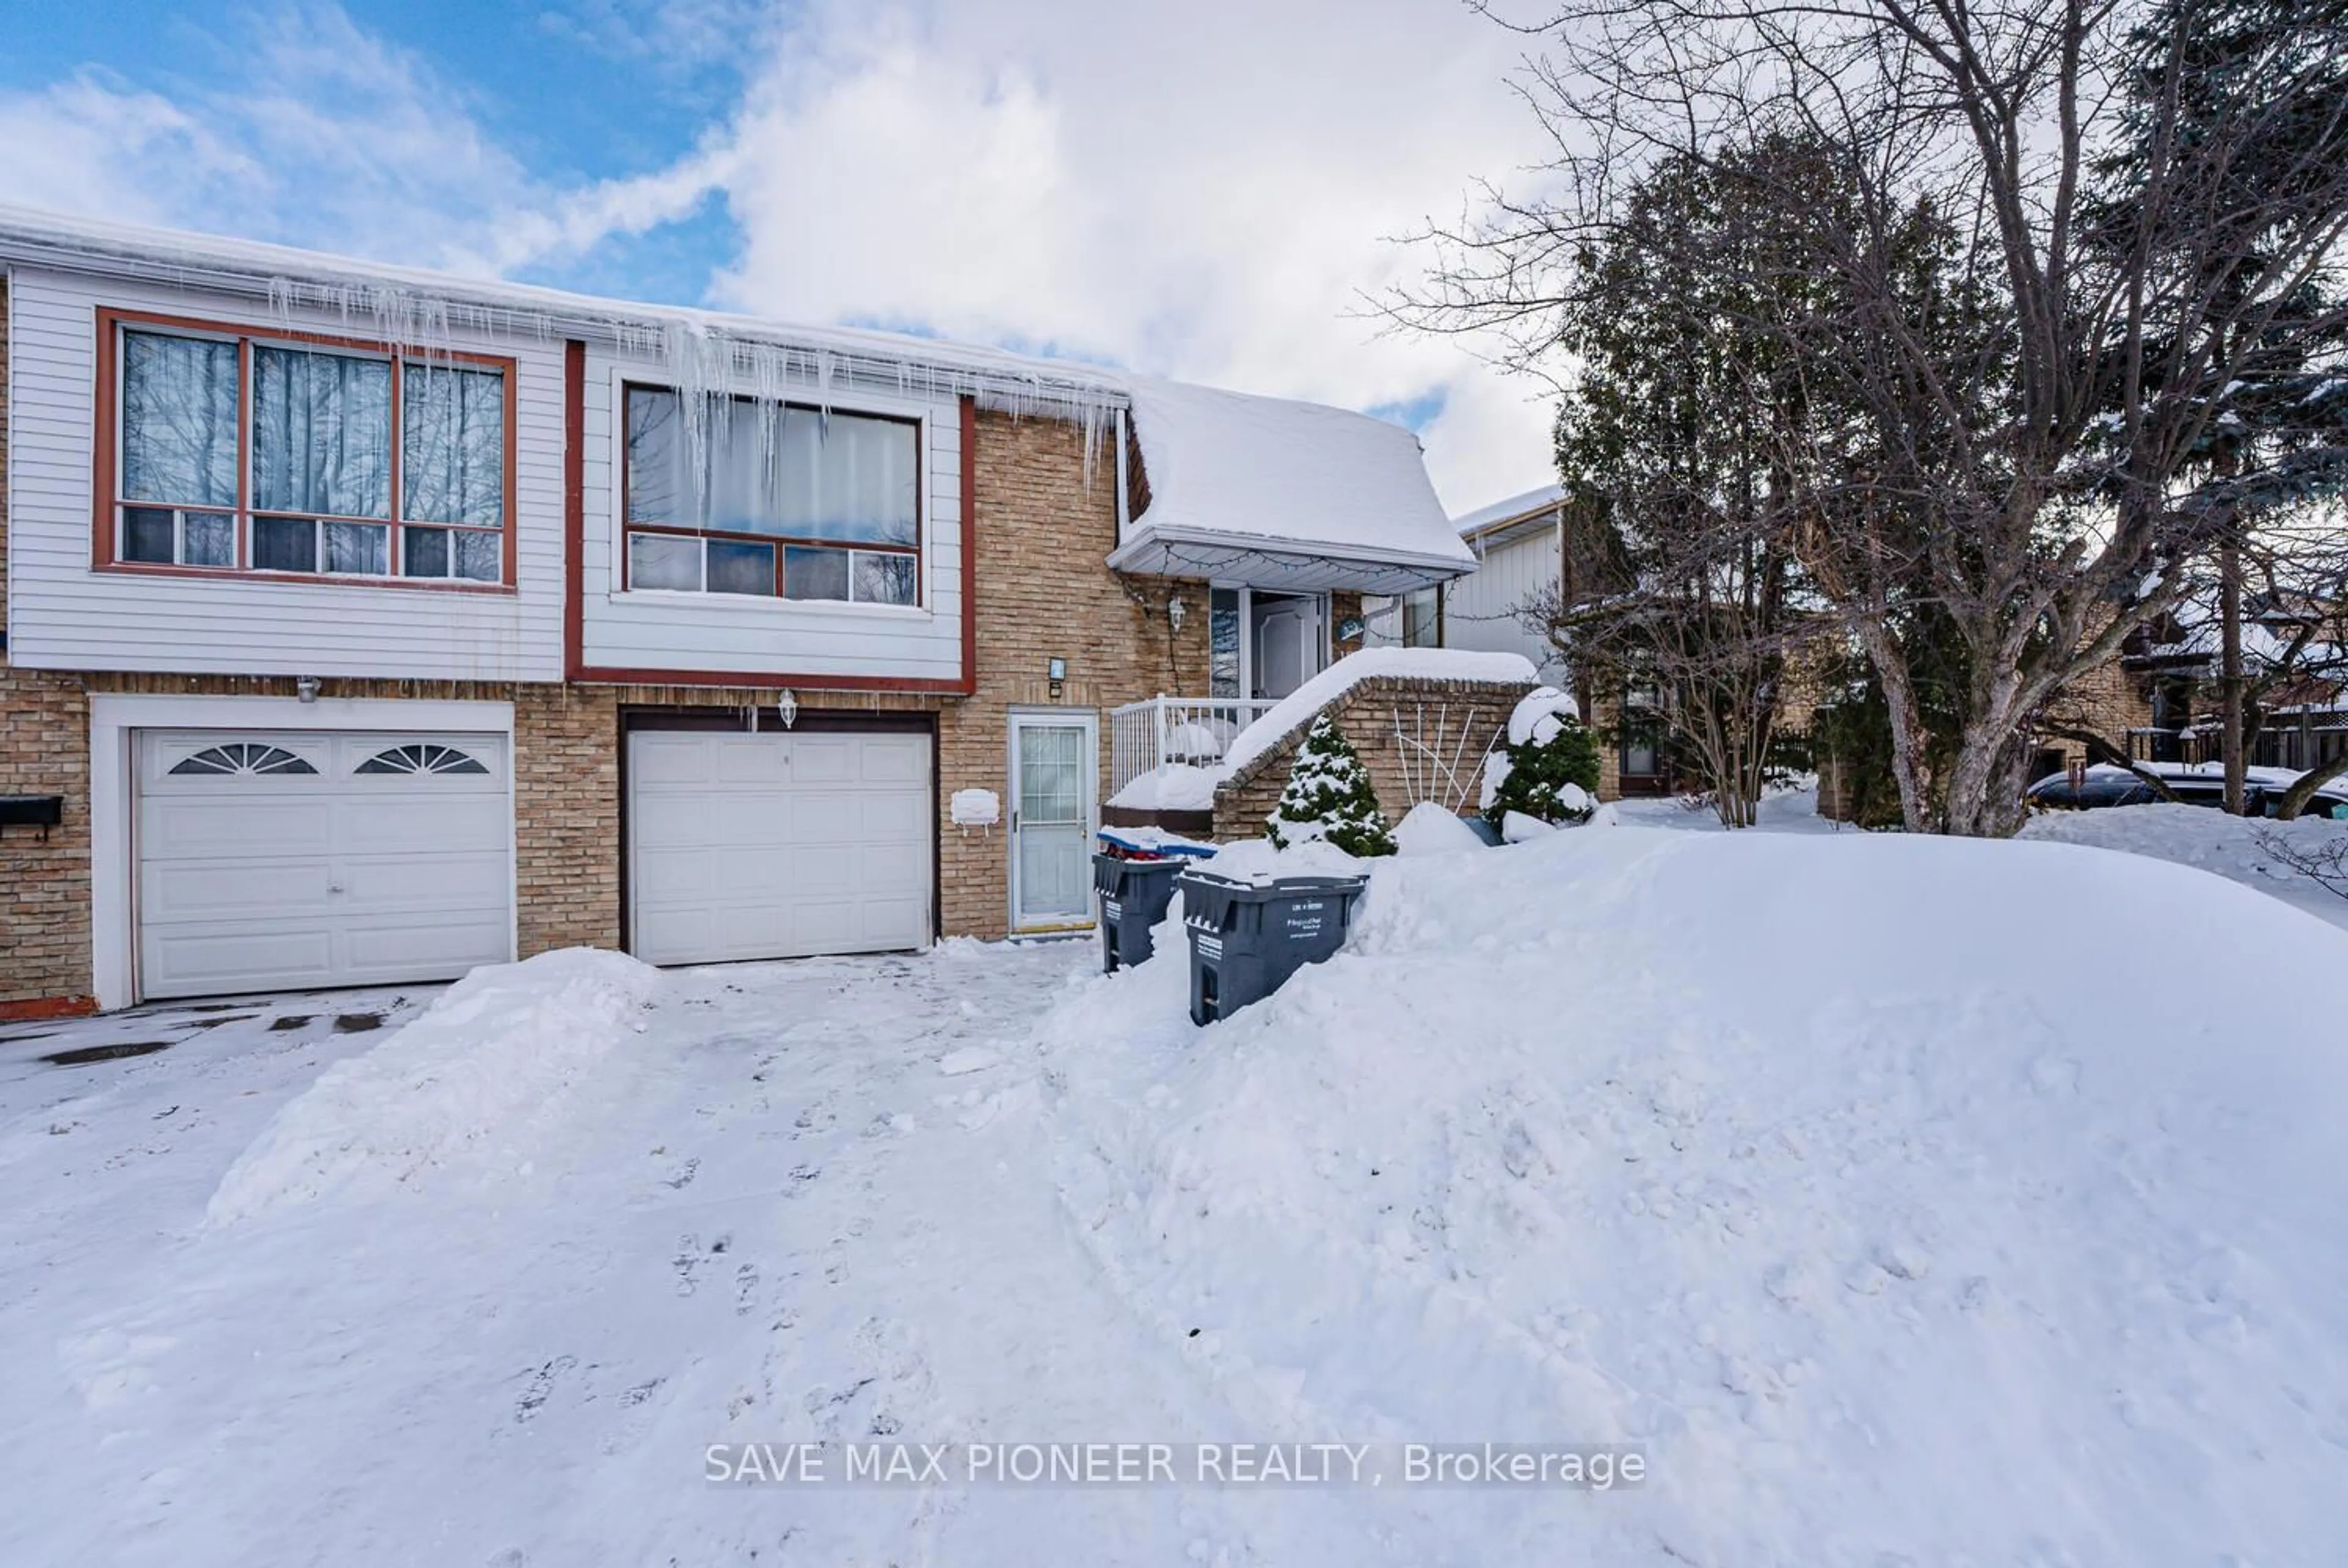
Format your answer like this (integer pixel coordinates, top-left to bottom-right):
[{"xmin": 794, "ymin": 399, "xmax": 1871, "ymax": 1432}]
[
  {"xmin": 1095, "ymin": 851, "xmax": 1187, "ymax": 973},
  {"xmin": 1176, "ymin": 868, "xmax": 1369, "ymax": 1025}
]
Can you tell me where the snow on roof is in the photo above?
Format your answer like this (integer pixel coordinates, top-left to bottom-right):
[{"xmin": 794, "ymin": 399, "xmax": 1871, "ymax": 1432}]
[
  {"xmin": 1452, "ymin": 484, "xmax": 1567, "ymax": 539},
  {"xmin": 0, "ymin": 204, "xmax": 1126, "ymax": 416},
  {"xmin": 1121, "ymin": 377, "xmax": 1475, "ymax": 573},
  {"xmin": 1222, "ymin": 647, "xmax": 1538, "ymax": 778}
]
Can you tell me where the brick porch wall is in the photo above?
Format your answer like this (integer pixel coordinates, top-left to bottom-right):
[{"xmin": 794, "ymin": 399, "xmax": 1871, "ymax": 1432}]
[{"xmin": 1211, "ymin": 675, "xmax": 1535, "ymax": 842}]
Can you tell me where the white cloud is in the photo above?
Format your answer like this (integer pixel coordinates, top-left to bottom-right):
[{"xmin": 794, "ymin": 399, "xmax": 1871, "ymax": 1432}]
[
  {"xmin": 692, "ymin": 0, "xmax": 1563, "ymax": 510},
  {"xmin": 0, "ymin": 0, "xmax": 1563, "ymax": 512}
]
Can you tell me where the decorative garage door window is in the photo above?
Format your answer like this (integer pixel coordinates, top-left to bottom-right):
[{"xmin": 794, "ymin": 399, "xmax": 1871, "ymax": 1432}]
[
  {"xmin": 168, "ymin": 743, "xmax": 319, "ymax": 776},
  {"xmin": 355, "ymin": 743, "xmax": 490, "ymax": 776}
]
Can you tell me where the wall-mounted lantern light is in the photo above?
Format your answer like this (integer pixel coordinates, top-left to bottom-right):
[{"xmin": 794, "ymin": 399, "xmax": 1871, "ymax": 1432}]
[
  {"xmin": 1167, "ymin": 595, "xmax": 1187, "ymax": 633},
  {"xmin": 296, "ymin": 675, "xmax": 321, "ymax": 704},
  {"xmin": 1046, "ymin": 658, "xmax": 1068, "ymax": 682},
  {"xmin": 775, "ymin": 689, "xmax": 799, "ymax": 729}
]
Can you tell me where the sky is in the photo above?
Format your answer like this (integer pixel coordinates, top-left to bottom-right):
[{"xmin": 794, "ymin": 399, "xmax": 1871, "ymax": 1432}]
[{"xmin": 0, "ymin": 0, "xmax": 1565, "ymax": 513}]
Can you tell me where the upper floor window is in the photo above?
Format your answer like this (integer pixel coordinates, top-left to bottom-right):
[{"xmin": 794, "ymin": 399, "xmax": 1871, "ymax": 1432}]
[
  {"xmin": 621, "ymin": 385, "xmax": 920, "ymax": 605},
  {"xmin": 103, "ymin": 313, "xmax": 514, "ymax": 586}
]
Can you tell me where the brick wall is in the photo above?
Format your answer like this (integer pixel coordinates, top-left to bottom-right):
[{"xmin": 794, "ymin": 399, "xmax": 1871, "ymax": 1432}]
[
  {"xmin": 940, "ymin": 409, "xmax": 1208, "ymax": 938},
  {"xmin": 0, "ymin": 671, "xmax": 95, "ymax": 1017},
  {"xmin": 1211, "ymin": 675, "xmax": 1534, "ymax": 842}
]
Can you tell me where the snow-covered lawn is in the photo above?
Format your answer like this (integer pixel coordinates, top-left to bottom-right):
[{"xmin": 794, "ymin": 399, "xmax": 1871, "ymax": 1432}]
[{"xmin": 7, "ymin": 810, "xmax": 2347, "ymax": 1564}]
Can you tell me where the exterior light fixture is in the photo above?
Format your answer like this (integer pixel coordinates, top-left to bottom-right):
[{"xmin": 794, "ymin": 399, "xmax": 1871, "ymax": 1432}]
[
  {"xmin": 1047, "ymin": 657, "xmax": 1068, "ymax": 682},
  {"xmin": 296, "ymin": 676, "xmax": 321, "ymax": 704},
  {"xmin": 775, "ymin": 690, "xmax": 799, "ymax": 729},
  {"xmin": 1167, "ymin": 595, "xmax": 1187, "ymax": 633}
]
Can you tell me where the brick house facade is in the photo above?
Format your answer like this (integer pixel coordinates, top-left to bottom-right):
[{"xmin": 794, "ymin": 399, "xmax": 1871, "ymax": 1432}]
[{"xmin": 0, "ymin": 219, "xmax": 1475, "ymax": 1015}]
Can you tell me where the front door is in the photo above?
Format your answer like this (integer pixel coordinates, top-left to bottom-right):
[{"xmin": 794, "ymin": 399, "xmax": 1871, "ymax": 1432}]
[
  {"xmin": 1010, "ymin": 713, "xmax": 1096, "ymax": 930},
  {"xmin": 1252, "ymin": 594, "xmax": 1323, "ymax": 699}
]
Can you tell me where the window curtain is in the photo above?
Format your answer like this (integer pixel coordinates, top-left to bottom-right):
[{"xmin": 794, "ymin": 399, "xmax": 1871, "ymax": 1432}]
[
  {"xmin": 626, "ymin": 390, "xmax": 918, "ymax": 544},
  {"xmin": 120, "ymin": 331, "xmax": 240, "ymax": 508},
  {"xmin": 252, "ymin": 347, "xmax": 391, "ymax": 518},
  {"xmin": 402, "ymin": 361, "xmax": 505, "ymax": 526}
]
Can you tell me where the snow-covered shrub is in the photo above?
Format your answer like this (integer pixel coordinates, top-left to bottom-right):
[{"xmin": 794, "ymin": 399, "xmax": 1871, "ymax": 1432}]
[
  {"xmin": 1267, "ymin": 714, "xmax": 1395, "ymax": 857},
  {"xmin": 1488, "ymin": 687, "xmax": 1601, "ymax": 826}
]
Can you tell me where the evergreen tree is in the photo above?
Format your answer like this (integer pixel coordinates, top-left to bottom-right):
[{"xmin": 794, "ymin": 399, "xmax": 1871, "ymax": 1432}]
[
  {"xmin": 1267, "ymin": 716, "xmax": 1395, "ymax": 857},
  {"xmin": 1489, "ymin": 700, "xmax": 1604, "ymax": 825}
]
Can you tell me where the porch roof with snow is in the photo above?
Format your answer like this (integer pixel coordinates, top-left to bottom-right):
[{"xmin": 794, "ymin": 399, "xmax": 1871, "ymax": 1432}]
[{"xmin": 1107, "ymin": 378, "xmax": 1478, "ymax": 597}]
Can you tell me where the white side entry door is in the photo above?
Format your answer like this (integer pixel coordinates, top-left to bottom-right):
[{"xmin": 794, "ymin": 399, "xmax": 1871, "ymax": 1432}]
[{"xmin": 1009, "ymin": 712, "xmax": 1096, "ymax": 930}]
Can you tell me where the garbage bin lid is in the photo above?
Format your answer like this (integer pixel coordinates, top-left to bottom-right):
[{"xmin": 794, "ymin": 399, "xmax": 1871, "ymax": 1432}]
[{"xmin": 1096, "ymin": 826, "xmax": 1218, "ymax": 859}]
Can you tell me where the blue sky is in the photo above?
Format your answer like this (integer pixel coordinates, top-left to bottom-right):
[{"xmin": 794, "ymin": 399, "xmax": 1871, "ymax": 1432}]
[{"xmin": 0, "ymin": 1, "xmax": 1560, "ymax": 510}]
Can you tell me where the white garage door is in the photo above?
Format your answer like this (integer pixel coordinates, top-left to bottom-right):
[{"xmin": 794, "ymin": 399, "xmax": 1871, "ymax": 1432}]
[
  {"xmin": 627, "ymin": 727, "xmax": 932, "ymax": 966},
  {"xmin": 136, "ymin": 730, "xmax": 513, "ymax": 1001}
]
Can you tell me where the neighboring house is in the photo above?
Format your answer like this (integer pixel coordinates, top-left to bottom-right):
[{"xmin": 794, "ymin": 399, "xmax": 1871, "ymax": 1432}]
[
  {"xmin": 1365, "ymin": 484, "xmax": 1692, "ymax": 799},
  {"xmin": 0, "ymin": 208, "xmax": 1474, "ymax": 1017}
]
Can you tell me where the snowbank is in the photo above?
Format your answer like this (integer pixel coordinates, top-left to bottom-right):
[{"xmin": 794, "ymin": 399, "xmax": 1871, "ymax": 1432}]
[
  {"xmin": 1123, "ymin": 377, "xmax": 1474, "ymax": 565},
  {"xmin": 1222, "ymin": 647, "xmax": 1538, "ymax": 778},
  {"xmin": 1393, "ymin": 801, "xmax": 1485, "ymax": 856},
  {"xmin": 2020, "ymin": 800, "xmax": 2348, "ymax": 932},
  {"xmin": 207, "ymin": 949, "xmax": 663, "ymax": 1224},
  {"xmin": 1040, "ymin": 826, "xmax": 2348, "ymax": 1562}
]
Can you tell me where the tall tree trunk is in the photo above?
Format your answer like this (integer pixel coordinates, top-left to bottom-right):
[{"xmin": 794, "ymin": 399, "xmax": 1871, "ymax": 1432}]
[
  {"xmin": 1857, "ymin": 620, "xmax": 1933, "ymax": 832},
  {"xmin": 2220, "ymin": 531, "xmax": 2246, "ymax": 813}
]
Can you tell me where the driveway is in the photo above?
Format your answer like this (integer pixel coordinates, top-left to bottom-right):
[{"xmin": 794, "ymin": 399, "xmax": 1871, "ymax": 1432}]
[{"xmin": 0, "ymin": 943, "xmax": 1360, "ymax": 1567}]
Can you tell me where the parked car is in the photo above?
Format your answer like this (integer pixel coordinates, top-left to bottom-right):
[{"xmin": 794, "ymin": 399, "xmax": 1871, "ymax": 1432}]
[{"xmin": 2026, "ymin": 763, "xmax": 2348, "ymax": 817}]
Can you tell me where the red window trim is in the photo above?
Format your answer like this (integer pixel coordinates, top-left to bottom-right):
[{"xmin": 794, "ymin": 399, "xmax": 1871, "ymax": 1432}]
[
  {"xmin": 615, "ymin": 378, "xmax": 925, "ymax": 604},
  {"xmin": 92, "ymin": 306, "xmax": 522, "ymax": 592}
]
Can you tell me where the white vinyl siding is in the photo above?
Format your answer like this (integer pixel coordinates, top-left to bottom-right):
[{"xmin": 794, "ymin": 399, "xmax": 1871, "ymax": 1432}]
[
  {"xmin": 578, "ymin": 349, "xmax": 965, "ymax": 682},
  {"xmin": 1414, "ymin": 526, "xmax": 1562, "ymax": 674},
  {"xmin": 4, "ymin": 268, "xmax": 562, "ymax": 680}
]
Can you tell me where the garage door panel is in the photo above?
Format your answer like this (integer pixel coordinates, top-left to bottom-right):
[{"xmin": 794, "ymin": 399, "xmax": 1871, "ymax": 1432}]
[
  {"xmin": 787, "ymin": 737, "xmax": 857, "ymax": 783},
  {"xmin": 630, "ymin": 734, "xmax": 719, "ymax": 786},
  {"xmin": 142, "ymin": 858, "xmax": 339, "ymax": 921},
  {"xmin": 336, "ymin": 852, "xmax": 511, "ymax": 911},
  {"xmin": 335, "ymin": 798, "xmax": 509, "ymax": 855},
  {"xmin": 136, "ymin": 729, "xmax": 512, "ymax": 1000},
  {"xmin": 862, "ymin": 792, "xmax": 931, "ymax": 836},
  {"xmin": 340, "ymin": 914, "xmax": 514, "ymax": 975},
  {"xmin": 627, "ymin": 728, "xmax": 932, "ymax": 966},
  {"xmin": 859, "ymin": 736, "xmax": 929, "ymax": 784},
  {"xmin": 143, "ymin": 926, "xmax": 339, "ymax": 998},
  {"xmin": 141, "ymin": 797, "xmax": 337, "ymax": 858}
]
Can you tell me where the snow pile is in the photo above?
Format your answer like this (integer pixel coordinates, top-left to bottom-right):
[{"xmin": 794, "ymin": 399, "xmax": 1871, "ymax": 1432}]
[
  {"xmin": 207, "ymin": 949, "xmax": 663, "ymax": 1224},
  {"xmin": 2020, "ymin": 800, "xmax": 2348, "ymax": 932},
  {"xmin": 1392, "ymin": 801, "xmax": 1486, "ymax": 856},
  {"xmin": 1041, "ymin": 826, "xmax": 2348, "ymax": 1562},
  {"xmin": 1222, "ymin": 647, "xmax": 1538, "ymax": 778},
  {"xmin": 1106, "ymin": 762, "xmax": 1225, "ymax": 812},
  {"xmin": 1507, "ymin": 684, "xmax": 1579, "ymax": 745},
  {"xmin": 1123, "ymin": 377, "xmax": 1475, "ymax": 565}
]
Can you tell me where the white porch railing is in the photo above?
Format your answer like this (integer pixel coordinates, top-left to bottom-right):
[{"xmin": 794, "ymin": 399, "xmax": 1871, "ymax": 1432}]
[{"xmin": 1109, "ymin": 696, "xmax": 1279, "ymax": 798}]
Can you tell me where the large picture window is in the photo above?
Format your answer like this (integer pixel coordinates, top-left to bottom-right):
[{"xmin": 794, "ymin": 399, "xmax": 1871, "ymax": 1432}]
[
  {"xmin": 621, "ymin": 385, "xmax": 921, "ymax": 605},
  {"xmin": 101, "ymin": 313, "xmax": 514, "ymax": 587}
]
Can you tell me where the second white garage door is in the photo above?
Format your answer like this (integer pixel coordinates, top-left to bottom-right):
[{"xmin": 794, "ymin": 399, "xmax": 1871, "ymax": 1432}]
[{"xmin": 627, "ymin": 727, "xmax": 932, "ymax": 966}]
